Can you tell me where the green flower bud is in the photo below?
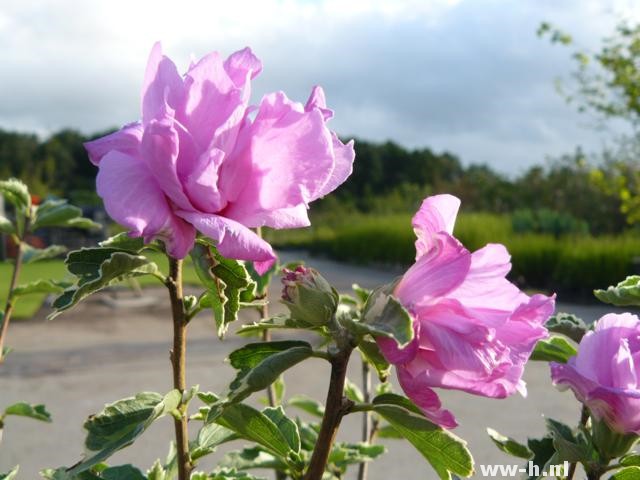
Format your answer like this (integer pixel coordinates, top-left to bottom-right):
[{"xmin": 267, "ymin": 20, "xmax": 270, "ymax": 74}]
[
  {"xmin": 592, "ymin": 416, "xmax": 638, "ymax": 460},
  {"xmin": 281, "ymin": 266, "xmax": 338, "ymax": 327}
]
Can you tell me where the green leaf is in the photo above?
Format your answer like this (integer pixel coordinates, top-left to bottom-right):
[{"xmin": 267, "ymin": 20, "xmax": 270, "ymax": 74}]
[
  {"xmin": 358, "ymin": 288, "xmax": 413, "ymax": 347},
  {"xmin": 100, "ymin": 465, "xmax": 147, "ymax": 480},
  {"xmin": 546, "ymin": 418, "xmax": 591, "ymax": 463},
  {"xmin": 328, "ymin": 442, "xmax": 386, "ymax": 469},
  {"xmin": 344, "ymin": 379, "xmax": 365, "ymax": 403},
  {"xmin": 372, "ymin": 393, "xmax": 424, "ymax": 415},
  {"xmin": 13, "ymin": 279, "xmax": 68, "ymax": 297},
  {"xmin": 191, "ymin": 243, "xmax": 256, "ymax": 337},
  {"xmin": 546, "ymin": 313, "xmax": 589, "ymax": 343},
  {"xmin": 3, "ymin": 402, "xmax": 52, "ymax": 422},
  {"xmin": 487, "ymin": 428, "xmax": 532, "ymax": 459},
  {"xmin": 66, "ymin": 390, "xmax": 181, "ymax": 476},
  {"xmin": 212, "ymin": 341, "xmax": 312, "ymax": 413},
  {"xmin": 215, "ymin": 403, "xmax": 294, "ymax": 459},
  {"xmin": 377, "ymin": 424, "xmax": 403, "ymax": 439},
  {"xmin": 352, "ymin": 284, "xmax": 371, "ymax": 307},
  {"xmin": 287, "ymin": 395, "xmax": 325, "ymax": 418},
  {"xmin": 531, "ymin": 335, "xmax": 577, "ymax": 363},
  {"xmin": 527, "ymin": 436, "xmax": 555, "ymax": 480},
  {"xmin": 610, "ymin": 467, "xmax": 640, "ymax": 479},
  {"xmin": 263, "ymin": 406, "xmax": 301, "ymax": 453},
  {"xmin": 220, "ymin": 447, "xmax": 287, "ymax": 472},
  {"xmin": 63, "ymin": 217, "xmax": 101, "ymax": 230},
  {"xmin": 0, "ymin": 466, "xmax": 19, "ymax": 480},
  {"xmin": 146, "ymin": 460, "xmax": 166, "ymax": 480},
  {"xmin": 22, "ymin": 244, "xmax": 67, "ymax": 264},
  {"xmin": 371, "ymin": 400, "xmax": 473, "ymax": 479},
  {"xmin": 621, "ymin": 453, "xmax": 640, "ymax": 466},
  {"xmin": 99, "ymin": 234, "xmax": 145, "ymax": 252},
  {"xmin": 0, "ymin": 178, "xmax": 30, "ymax": 213},
  {"xmin": 236, "ymin": 315, "xmax": 308, "ymax": 336},
  {"xmin": 357, "ymin": 339, "xmax": 391, "ymax": 382},
  {"xmin": 191, "ymin": 423, "xmax": 238, "ymax": 461},
  {"xmin": 0, "ymin": 215, "xmax": 14, "ymax": 235},
  {"xmin": 32, "ymin": 202, "xmax": 81, "ymax": 229},
  {"xmin": 595, "ymin": 276, "xmax": 640, "ymax": 307},
  {"xmin": 50, "ymin": 250, "xmax": 159, "ymax": 319}
]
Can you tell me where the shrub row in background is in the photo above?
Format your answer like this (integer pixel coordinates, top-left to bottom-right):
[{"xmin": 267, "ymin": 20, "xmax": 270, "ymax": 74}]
[{"xmin": 265, "ymin": 212, "xmax": 640, "ymax": 299}]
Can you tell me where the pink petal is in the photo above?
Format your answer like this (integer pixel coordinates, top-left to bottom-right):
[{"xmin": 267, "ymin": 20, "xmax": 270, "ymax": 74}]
[
  {"xmin": 223, "ymin": 47, "xmax": 263, "ymax": 86},
  {"xmin": 304, "ymin": 85, "xmax": 334, "ymax": 121},
  {"xmin": 377, "ymin": 321, "xmax": 421, "ymax": 364},
  {"xmin": 394, "ymin": 232, "xmax": 470, "ymax": 308},
  {"xmin": 183, "ymin": 147, "xmax": 226, "ymax": 213},
  {"xmin": 140, "ymin": 119, "xmax": 194, "ymax": 211},
  {"xmin": 220, "ymin": 91, "xmax": 335, "ymax": 225},
  {"xmin": 315, "ymin": 133, "xmax": 355, "ymax": 198},
  {"xmin": 177, "ymin": 211, "xmax": 275, "ymax": 264},
  {"xmin": 96, "ymin": 150, "xmax": 195, "ymax": 257},
  {"xmin": 397, "ymin": 367, "xmax": 458, "ymax": 428},
  {"xmin": 84, "ymin": 122, "xmax": 143, "ymax": 166},
  {"xmin": 141, "ymin": 42, "xmax": 185, "ymax": 125},
  {"xmin": 412, "ymin": 194, "xmax": 461, "ymax": 257}
]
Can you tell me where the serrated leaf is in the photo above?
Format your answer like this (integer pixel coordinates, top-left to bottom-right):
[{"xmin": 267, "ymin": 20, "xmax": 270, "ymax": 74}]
[
  {"xmin": 595, "ymin": 276, "xmax": 640, "ymax": 307},
  {"xmin": 214, "ymin": 342, "xmax": 312, "ymax": 412},
  {"xmin": 371, "ymin": 401, "xmax": 473, "ymax": 479},
  {"xmin": 146, "ymin": 460, "xmax": 166, "ymax": 480},
  {"xmin": 0, "ymin": 466, "xmax": 18, "ymax": 480},
  {"xmin": 191, "ymin": 423, "xmax": 238, "ymax": 461},
  {"xmin": 22, "ymin": 244, "xmax": 67, "ymax": 264},
  {"xmin": 99, "ymin": 234, "xmax": 145, "ymax": 252},
  {"xmin": 546, "ymin": 418, "xmax": 590, "ymax": 463},
  {"xmin": 50, "ymin": 250, "xmax": 159, "ymax": 319},
  {"xmin": 3, "ymin": 402, "xmax": 52, "ymax": 422},
  {"xmin": 609, "ymin": 467, "xmax": 640, "ymax": 479},
  {"xmin": 546, "ymin": 313, "xmax": 589, "ymax": 343},
  {"xmin": 527, "ymin": 436, "xmax": 555, "ymax": 480},
  {"xmin": 531, "ymin": 335, "xmax": 577, "ymax": 363},
  {"xmin": 263, "ymin": 406, "xmax": 301, "ymax": 453},
  {"xmin": 65, "ymin": 390, "xmax": 181, "ymax": 476},
  {"xmin": 215, "ymin": 403, "xmax": 294, "ymax": 460},
  {"xmin": 191, "ymin": 243, "xmax": 256, "ymax": 337},
  {"xmin": 220, "ymin": 447, "xmax": 287, "ymax": 472},
  {"xmin": 487, "ymin": 428, "xmax": 532, "ymax": 459},
  {"xmin": 358, "ymin": 287, "xmax": 413, "ymax": 347},
  {"xmin": 0, "ymin": 215, "xmax": 14, "ymax": 234},
  {"xmin": 0, "ymin": 178, "xmax": 30, "ymax": 212},
  {"xmin": 287, "ymin": 395, "xmax": 325, "ymax": 418},
  {"xmin": 13, "ymin": 279, "xmax": 68, "ymax": 297},
  {"xmin": 236, "ymin": 315, "xmax": 307, "ymax": 336}
]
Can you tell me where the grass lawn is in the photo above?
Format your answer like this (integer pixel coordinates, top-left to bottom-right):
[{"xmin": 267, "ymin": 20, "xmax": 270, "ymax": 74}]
[{"xmin": 0, "ymin": 251, "xmax": 202, "ymax": 319}]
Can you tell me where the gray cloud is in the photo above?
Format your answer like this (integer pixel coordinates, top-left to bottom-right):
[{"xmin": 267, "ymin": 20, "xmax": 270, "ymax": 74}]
[{"xmin": 0, "ymin": 0, "xmax": 637, "ymax": 174}]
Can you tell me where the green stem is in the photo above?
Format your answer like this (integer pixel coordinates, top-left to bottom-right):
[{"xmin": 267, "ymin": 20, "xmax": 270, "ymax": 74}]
[
  {"xmin": 167, "ymin": 257, "xmax": 192, "ymax": 480},
  {"xmin": 303, "ymin": 346, "xmax": 354, "ymax": 480},
  {"xmin": 357, "ymin": 359, "xmax": 372, "ymax": 480},
  {"xmin": 567, "ymin": 406, "xmax": 590, "ymax": 480},
  {"xmin": 0, "ymin": 241, "xmax": 23, "ymax": 363}
]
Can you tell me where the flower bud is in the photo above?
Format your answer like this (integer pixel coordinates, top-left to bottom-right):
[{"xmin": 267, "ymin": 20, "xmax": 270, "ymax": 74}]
[{"xmin": 281, "ymin": 266, "xmax": 338, "ymax": 327}]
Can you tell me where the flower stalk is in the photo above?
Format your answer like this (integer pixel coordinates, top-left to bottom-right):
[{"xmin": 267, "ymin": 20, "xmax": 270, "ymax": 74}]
[
  {"xmin": 357, "ymin": 359, "xmax": 372, "ymax": 480},
  {"xmin": 167, "ymin": 257, "xmax": 192, "ymax": 480},
  {"xmin": 303, "ymin": 344, "xmax": 354, "ymax": 480},
  {"xmin": 0, "ymin": 237, "xmax": 24, "ymax": 363}
]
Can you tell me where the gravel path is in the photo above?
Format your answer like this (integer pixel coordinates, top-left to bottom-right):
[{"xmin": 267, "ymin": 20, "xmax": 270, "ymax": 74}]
[{"xmin": 0, "ymin": 250, "xmax": 622, "ymax": 478}]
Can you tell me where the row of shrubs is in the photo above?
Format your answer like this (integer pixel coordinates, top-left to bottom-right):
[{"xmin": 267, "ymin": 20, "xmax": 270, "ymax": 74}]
[{"xmin": 265, "ymin": 212, "xmax": 640, "ymax": 299}]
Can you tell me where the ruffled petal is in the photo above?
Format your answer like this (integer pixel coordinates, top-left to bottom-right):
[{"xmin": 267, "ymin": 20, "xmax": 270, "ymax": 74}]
[
  {"xmin": 412, "ymin": 194, "xmax": 461, "ymax": 257},
  {"xmin": 183, "ymin": 147, "xmax": 226, "ymax": 213},
  {"xmin": 220, "ymin": 91, "xmax": 335, "ymax": 224},
  {"xmin": 377, "ymin": 321, "xmax": 421, "ymax": 364},
  {"xmin": 96, "ymin": 150, "xmax": 195, "ymax": 257},
  {"xmin": 140, "ymin": 119, "xmax": 194, "ymax": 211},
  {"xmin": 141, "ymin": 42, "xmax": 185, "ymax": 124},
  {"xmin": 397, "ymin": 367, "xmax": 458, "ymax": 428},
  {"xmin": 84, "ymin": 122, "xmax": 143, "ymax": 166},
  {"xmin": 177, "ymin": 211, "xmax": 276, "ymax": 264},
  {"xmin": 394, "ymin": 233, "xmax": 470, "ymax": 308}
]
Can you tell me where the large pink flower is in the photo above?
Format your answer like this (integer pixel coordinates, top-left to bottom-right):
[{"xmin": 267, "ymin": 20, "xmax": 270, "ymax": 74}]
[
  {"xmin": 551, "ymin": 313, "xmax": 640, "ymax": 434},
  {"xmin": 85, "ymin": 43, "xmax": 354, "ymax": 270},
  {"xmin": 377, "ymin": 194, "xmax": 555, "ymax": 428}
]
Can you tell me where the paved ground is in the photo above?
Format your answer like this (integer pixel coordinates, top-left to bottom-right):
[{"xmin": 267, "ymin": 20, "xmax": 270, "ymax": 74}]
[{"xmin": 0, "ymin": 251, "xmax": 623, "ymax": 478}]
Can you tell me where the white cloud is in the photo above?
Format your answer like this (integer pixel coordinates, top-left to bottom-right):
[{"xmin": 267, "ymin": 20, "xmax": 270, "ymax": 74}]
[{"xmin": 0, "ymin": 0, "xmax": 634, "ymax": 174}]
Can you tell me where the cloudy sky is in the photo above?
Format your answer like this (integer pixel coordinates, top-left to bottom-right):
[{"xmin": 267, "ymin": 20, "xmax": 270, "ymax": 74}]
[{"xmin": 1, "ymin": 0, "xmax": 639, "ymax": 175}]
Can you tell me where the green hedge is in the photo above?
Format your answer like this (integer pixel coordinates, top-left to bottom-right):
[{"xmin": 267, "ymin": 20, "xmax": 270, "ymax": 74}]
[{"xmin": 265, "ymin": 213, "xmax": 640, "ymax": 298}]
